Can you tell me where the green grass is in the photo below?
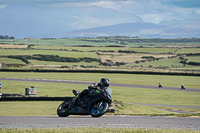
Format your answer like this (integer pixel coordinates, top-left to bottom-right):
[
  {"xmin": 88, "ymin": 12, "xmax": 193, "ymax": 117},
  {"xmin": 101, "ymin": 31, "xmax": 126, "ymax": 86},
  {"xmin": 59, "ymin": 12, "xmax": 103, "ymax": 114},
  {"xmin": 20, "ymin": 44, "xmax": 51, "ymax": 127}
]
[
  {"xmin": 0, "ymin": 72, "xmax": 200, "ymax": 89},
  {"xmin": 29, "ymin": 60, "xmax": 100, "ymax": 67},
  {"xmin": 0, "ymin": 101, "xmax": 59, "ymax": 116},
  {"xmin": 128, "ymin": 47, "xmax": 178, "ymax": 53},
  {"xmin": 171, "ymin": 67, "xmax": 200, "ymax": 71},
  {"xmin": 0, "ymin": 58, "xmax": 26, "ymax": 64},
  {"xmin": 0, "ymin": 38, "xmax": 116, "ymax": 46},
  {"xmin": 187, "ymin": 56, "xmax": 200, "ymax": 63},
  {"xmin": 1, "ymin": 127, "xmax": 199, "ymax": 133},
  {"xmin": 1, "ymin": 80, "xmax": 199, "ymax": 107},
  {"xmin": 0, "ymin": 81, "xmax": 84, "ymax": 97},
  {"xmin": 177, "ymin": 48, "xmax": 200, "ymax": 54},
  {"xmin": 34, "ymin": 46, "xmax": 125, "ymax": 52},
  {"xmin": 0, "ymin": 72, "xmax": 199, "ymax": 116},
  {"xmin": 113, "ymin": 102, "xmax": 174, "ymax": 115},
  {"xmin": 0, "ymin": 49, "xmax": 98, "ymax": 58},
  {"xmin": 99, "ymin": 53, "xmax": 172, "ymax": 64},
  {"xmin": 1, "ymin": 43, "xmax": 200, "ymax": 72},
  {"xmin": 1, "ymin": 38, "xmax": 200, "ymax": 47},
  {"xmin": 113, "ymin": 87, "xmax": 199, "ymax": 106},
  {"xmin": 0, "ymin": 40, "xmax": 200, "ymax": 117},
  {"xmin": 0, "ymin": 101, "xmax": 174, "ymax": 116}
]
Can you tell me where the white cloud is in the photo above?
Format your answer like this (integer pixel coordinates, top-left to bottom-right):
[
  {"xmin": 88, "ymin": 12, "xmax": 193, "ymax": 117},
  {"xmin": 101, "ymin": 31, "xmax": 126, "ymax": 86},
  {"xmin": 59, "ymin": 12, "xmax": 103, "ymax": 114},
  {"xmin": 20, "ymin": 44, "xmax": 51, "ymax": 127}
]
[
  {"xmin": 196, "ymin": 9, "xmax": 200, "ymax": 15},
  {"xmin": 0, "ymin": 4, "xmax": 9, "ymax": 9},
  {"xmin": 1, "ymin": 0, "xmax": 199, "ymax": 24},
  {"xmin": 87, "ymin": 0, "xmax": 200, "ymax": 23}
]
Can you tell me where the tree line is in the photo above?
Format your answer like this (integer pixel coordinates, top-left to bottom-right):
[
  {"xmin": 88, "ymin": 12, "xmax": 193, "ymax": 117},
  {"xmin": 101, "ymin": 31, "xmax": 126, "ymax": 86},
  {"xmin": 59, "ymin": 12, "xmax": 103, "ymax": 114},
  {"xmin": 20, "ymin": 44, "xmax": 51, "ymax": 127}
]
[{"xmin": 0, "ymin": 35, "xmax": 15, "ymax": 39}]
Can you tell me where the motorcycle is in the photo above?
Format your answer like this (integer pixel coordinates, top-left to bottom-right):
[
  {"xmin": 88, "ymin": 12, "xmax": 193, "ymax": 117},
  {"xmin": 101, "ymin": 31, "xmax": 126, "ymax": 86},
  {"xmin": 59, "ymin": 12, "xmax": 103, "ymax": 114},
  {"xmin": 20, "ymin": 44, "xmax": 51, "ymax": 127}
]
[{"xmin": 57, "ymin": 87, "xmax": 112, "ymax": 117}]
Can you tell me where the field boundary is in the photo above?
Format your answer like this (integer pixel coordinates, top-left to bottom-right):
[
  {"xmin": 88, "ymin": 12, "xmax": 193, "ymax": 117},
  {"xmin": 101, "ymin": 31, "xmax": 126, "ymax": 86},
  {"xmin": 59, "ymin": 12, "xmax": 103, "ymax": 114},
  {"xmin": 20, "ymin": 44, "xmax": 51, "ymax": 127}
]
[
  {"xmin": 0, "ymin": 69, "xmax": 200, "ymax": 76},
  {"xmin": 0, "ymin": 96, "xmax": 72, "ymax": 101}
]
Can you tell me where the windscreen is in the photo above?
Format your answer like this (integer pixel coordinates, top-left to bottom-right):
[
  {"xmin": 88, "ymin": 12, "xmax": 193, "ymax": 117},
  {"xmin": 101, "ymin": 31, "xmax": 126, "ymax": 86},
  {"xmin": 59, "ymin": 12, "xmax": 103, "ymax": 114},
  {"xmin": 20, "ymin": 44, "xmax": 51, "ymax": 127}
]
[{"xmin": 105, "ymin": 87, "xmax": 112, "ymax": 95}]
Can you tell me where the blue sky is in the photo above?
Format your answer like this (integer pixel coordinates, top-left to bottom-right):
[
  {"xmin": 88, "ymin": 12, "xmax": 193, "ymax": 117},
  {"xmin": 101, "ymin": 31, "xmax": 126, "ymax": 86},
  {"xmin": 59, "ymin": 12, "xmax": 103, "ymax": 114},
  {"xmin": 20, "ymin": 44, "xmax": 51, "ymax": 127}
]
[{"xmin": 0, "ymin": 0, "xmax": 199, "ymax": 24}]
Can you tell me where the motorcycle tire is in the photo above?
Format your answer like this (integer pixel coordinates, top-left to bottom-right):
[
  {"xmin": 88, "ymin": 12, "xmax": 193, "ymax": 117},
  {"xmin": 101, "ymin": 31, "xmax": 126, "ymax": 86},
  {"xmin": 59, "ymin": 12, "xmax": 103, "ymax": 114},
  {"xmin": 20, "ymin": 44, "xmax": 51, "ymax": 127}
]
[
  {"xmin": 90, "ymin": 101, "xmax": 109, "ymax": 117},
  {"xmin": 57, "ymin": 101, "xmax": 70, "ymax": 117}
]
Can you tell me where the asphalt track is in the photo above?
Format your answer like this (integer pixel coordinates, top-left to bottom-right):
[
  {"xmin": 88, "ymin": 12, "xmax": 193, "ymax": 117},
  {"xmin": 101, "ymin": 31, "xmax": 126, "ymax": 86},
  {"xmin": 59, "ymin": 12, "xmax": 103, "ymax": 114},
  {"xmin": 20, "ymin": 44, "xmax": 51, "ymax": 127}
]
[{"xmin": 0, "ymin": 115, "xmax": 200, "ymax": 130}]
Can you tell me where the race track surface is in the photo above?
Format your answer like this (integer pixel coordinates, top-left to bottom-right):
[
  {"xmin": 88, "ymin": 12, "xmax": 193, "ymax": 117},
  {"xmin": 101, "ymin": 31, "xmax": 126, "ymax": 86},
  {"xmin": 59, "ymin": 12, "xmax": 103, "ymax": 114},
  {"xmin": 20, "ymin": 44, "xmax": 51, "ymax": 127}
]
[{"xmin": 0, "ymin": 115, "xmax": 200, "ymax": 130}]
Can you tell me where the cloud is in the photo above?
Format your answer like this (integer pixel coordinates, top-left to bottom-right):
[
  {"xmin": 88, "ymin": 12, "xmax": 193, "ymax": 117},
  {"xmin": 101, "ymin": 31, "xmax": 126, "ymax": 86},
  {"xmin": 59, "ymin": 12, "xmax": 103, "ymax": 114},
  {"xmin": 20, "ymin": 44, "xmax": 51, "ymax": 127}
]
[
  {"xmin": 0, "ymin": 0, "xmax": 199, "ymax": 24},
  {"xmin": 90, "ymin": 0, "xmax": 200, "ymax": 23},
  {"xmin": 0, "ymin": 4, "xmax": 8, "ymax": 9}
]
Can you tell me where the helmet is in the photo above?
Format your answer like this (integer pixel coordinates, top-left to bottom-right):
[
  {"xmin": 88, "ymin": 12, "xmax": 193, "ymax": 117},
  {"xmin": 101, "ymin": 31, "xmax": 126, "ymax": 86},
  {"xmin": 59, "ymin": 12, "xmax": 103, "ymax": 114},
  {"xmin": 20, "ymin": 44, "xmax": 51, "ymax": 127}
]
[{"xmin": 100, "ymin": 78, "xmax": 110, "ymax": 87}]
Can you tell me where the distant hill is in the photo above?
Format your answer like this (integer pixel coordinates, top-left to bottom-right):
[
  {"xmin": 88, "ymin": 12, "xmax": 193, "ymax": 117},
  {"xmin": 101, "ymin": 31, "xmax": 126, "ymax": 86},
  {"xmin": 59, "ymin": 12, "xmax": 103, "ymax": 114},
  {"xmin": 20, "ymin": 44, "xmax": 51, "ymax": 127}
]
[
  {"xmin": 0, "ymin": 4, "xmax": 142, "ymax": 38},
  {"xmin": 53, "ymin": 22, "xmax": 200, "ymax": 38}
]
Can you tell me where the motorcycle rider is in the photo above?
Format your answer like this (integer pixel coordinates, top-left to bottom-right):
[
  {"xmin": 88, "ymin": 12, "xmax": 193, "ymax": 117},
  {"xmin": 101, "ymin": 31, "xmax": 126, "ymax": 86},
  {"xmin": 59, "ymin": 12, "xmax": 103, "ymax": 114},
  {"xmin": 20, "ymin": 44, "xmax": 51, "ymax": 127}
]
[
  {"xmin": 181, "ymin": 84, "xmax": 185, "ymax": 89},
  {"xmin": 158, "ymin": 82, "xmax": 162, "ymax": 88},
  {"xmin": 70, "ymin": 78, "xmax": 110, "ymax": 107}
]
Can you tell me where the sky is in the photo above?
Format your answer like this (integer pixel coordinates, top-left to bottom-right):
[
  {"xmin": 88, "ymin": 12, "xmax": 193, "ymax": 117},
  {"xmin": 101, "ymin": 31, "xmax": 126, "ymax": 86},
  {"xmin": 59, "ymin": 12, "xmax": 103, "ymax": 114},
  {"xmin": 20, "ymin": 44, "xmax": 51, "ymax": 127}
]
[{"xmin": 0, "ymin": 0, "xmax": 199, "ymax": 24}]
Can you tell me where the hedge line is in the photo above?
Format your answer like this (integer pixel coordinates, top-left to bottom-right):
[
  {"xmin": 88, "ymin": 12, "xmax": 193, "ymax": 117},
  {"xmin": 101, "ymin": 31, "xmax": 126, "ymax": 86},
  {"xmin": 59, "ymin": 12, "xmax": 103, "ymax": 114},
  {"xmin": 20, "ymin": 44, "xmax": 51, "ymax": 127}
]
[
  {"xmin": 7, "ymin": 55, "xmax": 100, "ymax": 64},
  {"xmin": 0, "ymin": 69, "xmax": 199, "ymax": 76},
  {"xmin": 0, "ymin": 96, "xmax": 73, "ymax": 101}
]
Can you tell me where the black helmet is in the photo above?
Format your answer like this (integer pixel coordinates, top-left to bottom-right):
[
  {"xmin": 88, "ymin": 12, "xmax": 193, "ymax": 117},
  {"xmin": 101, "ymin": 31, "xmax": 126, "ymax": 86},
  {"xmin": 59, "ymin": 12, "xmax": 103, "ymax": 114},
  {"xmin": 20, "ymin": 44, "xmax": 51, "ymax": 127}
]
[{"xmin": 100, "ymin": 78, "xmax": 110, "ymax": 87}]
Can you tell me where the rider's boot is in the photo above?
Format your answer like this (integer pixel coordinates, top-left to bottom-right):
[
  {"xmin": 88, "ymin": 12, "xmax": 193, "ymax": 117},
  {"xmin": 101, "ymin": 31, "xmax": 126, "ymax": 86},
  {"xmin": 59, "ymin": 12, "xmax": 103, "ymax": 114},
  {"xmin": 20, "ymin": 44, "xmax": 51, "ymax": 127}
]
[{"xmin": 73, "ymin": 94, "xmax": 79, "ymax": 104}]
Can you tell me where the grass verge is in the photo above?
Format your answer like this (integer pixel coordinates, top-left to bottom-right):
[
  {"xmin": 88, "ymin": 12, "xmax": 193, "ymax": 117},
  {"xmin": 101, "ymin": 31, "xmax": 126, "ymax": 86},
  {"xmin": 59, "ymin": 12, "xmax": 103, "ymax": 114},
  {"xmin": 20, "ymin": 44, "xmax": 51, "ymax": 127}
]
[
  {"xmin": 0, "ymin": 101, "xmax": 199, "ymax": 117},
  {"xmin": 0, "ymin": 72, "xmax": 200, "ymax": 89}
]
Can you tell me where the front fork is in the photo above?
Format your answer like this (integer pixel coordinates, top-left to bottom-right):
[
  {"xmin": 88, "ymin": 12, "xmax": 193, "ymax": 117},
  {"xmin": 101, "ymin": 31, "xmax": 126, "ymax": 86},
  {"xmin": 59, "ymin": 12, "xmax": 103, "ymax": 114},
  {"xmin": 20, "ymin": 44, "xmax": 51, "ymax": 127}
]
[
  {"xmin": 94, "ymin": 101, "xmax": 103, "ymax": 111},
  {"xmin": 98, "ymin": 102, "xmax": 102, "ymax": 107}
]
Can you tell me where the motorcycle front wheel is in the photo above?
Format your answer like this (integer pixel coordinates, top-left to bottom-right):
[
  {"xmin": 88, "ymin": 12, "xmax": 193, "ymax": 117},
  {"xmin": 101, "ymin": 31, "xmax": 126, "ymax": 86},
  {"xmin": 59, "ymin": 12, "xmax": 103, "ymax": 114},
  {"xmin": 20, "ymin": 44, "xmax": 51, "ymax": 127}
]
[
  {"xmin": 90, "ymin": 101, "xmax": 109, "ymax": 117},
  {"xmin": 57, "ymin": 101, "xmax": 70, "ymax": 117}
]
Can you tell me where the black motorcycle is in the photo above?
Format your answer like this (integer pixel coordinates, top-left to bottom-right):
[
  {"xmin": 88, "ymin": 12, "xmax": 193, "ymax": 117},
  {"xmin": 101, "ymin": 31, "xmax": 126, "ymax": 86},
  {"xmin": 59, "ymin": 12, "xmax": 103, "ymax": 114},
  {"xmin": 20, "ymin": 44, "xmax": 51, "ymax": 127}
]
[{"xmin": 57, "ymin": 87, "xmax": 112, "ymax": 117}]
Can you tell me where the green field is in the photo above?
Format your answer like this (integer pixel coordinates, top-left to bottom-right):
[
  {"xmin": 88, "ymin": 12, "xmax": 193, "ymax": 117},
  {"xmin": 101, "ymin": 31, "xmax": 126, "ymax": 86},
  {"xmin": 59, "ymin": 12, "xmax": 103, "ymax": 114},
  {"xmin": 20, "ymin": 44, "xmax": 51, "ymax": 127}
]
[
  {"xmin": 1, "ymin": 72, "xmax": 200, "ymax": 88},
  {"xmin": 1, "ymin": 38, "xmax": 200, "ymax": 47},
  {"xmin": 128, "ymin": 47, "xmax": 179, "ymax": 53},
  {"xmin": 1, "ymin": 47, "xmax": 199, "ymax": 71},
  {"xmin": 34, "ymin": 45, "xmax": 126, "ymax": 52},
  {"xmin": 0, "ymin": 57, "xmax": 26, "ymax": 64},
  {"xmin": 1, "ymin": 38, "xmax": 200, "ymax": 72},
  {"xmin": 0, "ymin": 38, "xmax": 116, "ymax": 46},
  {"xmin": 187, "ymin": 56, "xmax": 200, "ymax": 63},
  {"xmin": 177, "ymin": 48, "xmax": 200, "ymax": 54},
  {"xmin": 1, "ymin": 80, "xmax": 199, "ymax": 106},
  {"xmin": 0, "ymin": 49, "xmax": 98, "ymax": 58},
  {"xmin": 29, "ymin": 60, "xmax": 100, "ymax": 67}
]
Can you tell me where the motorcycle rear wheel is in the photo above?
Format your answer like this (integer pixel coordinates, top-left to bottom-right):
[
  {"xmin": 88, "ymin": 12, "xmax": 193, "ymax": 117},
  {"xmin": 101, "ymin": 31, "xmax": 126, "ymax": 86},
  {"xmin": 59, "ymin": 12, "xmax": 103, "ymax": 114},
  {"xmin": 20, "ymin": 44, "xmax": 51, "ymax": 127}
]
[
  {"xmin": 90, "ymin": 101, "xmax": 109, "ymax": 117},
  {"xmin": 57, "ymin": 101, "xmax": 70, "ymax": 117}
]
